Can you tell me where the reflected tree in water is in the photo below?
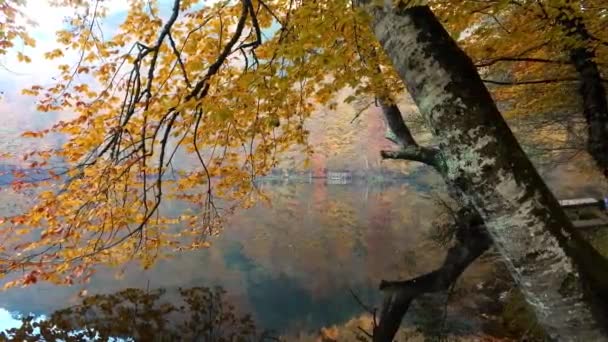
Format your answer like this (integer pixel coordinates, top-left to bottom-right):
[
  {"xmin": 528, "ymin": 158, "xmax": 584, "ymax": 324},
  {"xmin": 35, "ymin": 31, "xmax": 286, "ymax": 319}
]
[{"xmin": 0, "ymin": 286, "xmax": 270, "ymax": 342}]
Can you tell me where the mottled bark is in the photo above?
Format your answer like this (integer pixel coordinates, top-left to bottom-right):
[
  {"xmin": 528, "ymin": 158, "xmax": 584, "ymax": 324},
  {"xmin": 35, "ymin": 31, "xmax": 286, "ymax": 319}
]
[
  {"xmin": 556, "ymin": 6, "xmax": 608, "ymax": 177},
  {"xmin": 364, "ymin": 4, "xmax": 608, "ymax": 340}
]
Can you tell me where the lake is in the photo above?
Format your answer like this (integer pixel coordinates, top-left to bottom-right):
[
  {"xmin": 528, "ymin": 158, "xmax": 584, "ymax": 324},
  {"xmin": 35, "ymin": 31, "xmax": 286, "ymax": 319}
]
[{"xmin": 0, "ymin": 164, "xmax": 606, "ymax": 340}]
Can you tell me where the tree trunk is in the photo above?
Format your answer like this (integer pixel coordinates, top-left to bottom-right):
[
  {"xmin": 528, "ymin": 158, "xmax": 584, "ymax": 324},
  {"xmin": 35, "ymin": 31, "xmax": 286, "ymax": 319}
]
[
  {"xmin": 555, "ymin": 4, "xmax": 608, "ymax": 177},
  {"xmin": 364, "ymin": 3, "xmax": 608, "ymax": 340},
  {"xmin": 571, "ymin": 47, "xmax": 608, "ymax": 176}
]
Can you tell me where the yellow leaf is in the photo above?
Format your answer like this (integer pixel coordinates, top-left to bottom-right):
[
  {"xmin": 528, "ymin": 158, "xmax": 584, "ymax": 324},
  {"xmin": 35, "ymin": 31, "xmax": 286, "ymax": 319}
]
[{"xmin": 16, "ymin": 52, "xmax": 31, "ymax": 63}]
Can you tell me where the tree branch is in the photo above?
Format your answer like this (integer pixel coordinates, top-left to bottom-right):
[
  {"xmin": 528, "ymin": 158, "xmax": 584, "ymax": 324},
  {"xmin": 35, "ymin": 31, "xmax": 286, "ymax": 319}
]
[
  {"xmin": 373, "ymin": 208, "xmax": 492, "ymax": 342},
  {"xmin": 482, "ymin": 77, "xmax": 581, "ymax": 85},
  {"xmin": 475, "ymin": 56, "xmax": 569, "ymax": 68},
  {"xmin": 380, "ymin": 147, "xmax": 439, "ymax": 167},
  {"xmin": 379, "ymin": 99, "xmax": 417, "ymax": 147}
]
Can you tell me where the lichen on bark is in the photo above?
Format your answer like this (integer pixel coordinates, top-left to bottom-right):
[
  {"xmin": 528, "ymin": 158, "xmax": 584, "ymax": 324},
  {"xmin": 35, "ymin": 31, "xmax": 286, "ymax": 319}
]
[{"xmin": 365, "ymin": 3, "xmax": 608, "ymax": 339}]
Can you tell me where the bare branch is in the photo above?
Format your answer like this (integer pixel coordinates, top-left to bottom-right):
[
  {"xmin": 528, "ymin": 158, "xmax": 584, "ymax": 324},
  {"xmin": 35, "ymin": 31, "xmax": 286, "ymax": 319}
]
[
  {"xmin": 475, "ymin": 56, "xmax": 569, "ymax": 68},
  {"xmin": 372, "ymin": 210, "xmax": 491, "ymax": 342},
  {"xmin": 482, "ymin": 77, "xmax": 581, "ymax": 85}
]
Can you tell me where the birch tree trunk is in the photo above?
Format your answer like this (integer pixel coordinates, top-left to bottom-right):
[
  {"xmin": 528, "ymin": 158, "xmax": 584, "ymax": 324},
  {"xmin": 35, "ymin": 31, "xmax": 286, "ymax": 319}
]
[{"xmin": 363, "ymin": 4, "xmax": 608, "ymax": 340}]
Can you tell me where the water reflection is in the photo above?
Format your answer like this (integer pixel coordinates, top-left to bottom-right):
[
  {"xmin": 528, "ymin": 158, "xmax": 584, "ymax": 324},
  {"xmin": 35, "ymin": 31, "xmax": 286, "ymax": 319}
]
[{"xmin": 0, "ymin": 180, "xmax": 444, "ymax": 338}]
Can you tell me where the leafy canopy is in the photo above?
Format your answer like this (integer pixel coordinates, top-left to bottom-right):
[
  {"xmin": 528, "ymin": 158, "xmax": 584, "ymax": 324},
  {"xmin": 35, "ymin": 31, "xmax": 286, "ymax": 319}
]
[
  {"xmin": 1, "ymin": 0, "xmax": 607, "ymax": 288},
  {"xmin": 0, "ymin": 0, "xmax": 402, "ymax": 287},
  {"xmin": 435, "ymin": 0, "xmax": 608, "ymax": 165}
]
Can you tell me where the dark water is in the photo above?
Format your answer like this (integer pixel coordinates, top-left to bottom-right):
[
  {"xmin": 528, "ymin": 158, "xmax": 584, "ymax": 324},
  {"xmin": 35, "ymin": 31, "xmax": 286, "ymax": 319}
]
[{"xmin": 0, "ymin": 178, "xmax": 456, "ymax": 337}]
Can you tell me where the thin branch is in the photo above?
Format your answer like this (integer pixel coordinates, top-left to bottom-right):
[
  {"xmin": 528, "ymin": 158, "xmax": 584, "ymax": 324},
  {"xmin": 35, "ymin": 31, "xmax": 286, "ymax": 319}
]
[
  {"xmin": 482, "ymin": 77, "xmax": 582, "ymax": 85},
  {"xmin": 167, "ymin": 32, "xmax": 191, "ymax": 88},
  {"xmin": 258, "ymin": 0, "xmax": 284, "ymax": 26},
  {"xmin": 349, "ymin": 287, "xmax": 376, "ymax": 315},
  {"xmin": 475, "ymin": 56, "xmax": 569, "ymax": 68}
]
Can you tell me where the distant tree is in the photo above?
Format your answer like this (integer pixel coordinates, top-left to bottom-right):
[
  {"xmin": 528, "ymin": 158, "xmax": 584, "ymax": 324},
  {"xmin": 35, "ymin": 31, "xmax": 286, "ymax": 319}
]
[{"xmin": 434, "ymin": 0, "xmax": 608, "ymax": 172}]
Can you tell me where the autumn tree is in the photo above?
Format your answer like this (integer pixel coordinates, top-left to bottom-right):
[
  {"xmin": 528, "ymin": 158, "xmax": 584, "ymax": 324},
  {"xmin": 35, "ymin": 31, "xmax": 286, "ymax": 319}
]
[
  {"xmin": 355, "ymin": 1, "xmax": 608, "ymax": 340},
  {"xmin": 0, "ymin": 0, "xmax": 400, "ymax": 286},
  {"xmin": 1, "ymin": 0, "xmax": 289, "ymax": 285},
  {"xmin": 364, "ymin": 1, "xmax": 606, "ymax": 340},
  {"xmin": 363, "ymin": 2, "xmax": 608, "ymax": 339},
  {"xmin": 433, "ymin": 0, "xmax": 608, "ymax": 173}
]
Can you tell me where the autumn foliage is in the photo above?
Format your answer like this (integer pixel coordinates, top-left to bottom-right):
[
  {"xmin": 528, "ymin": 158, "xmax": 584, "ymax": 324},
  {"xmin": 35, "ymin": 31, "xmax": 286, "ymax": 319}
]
[
  {"xmin": 1, "ymin": 0, "xmax": 607, "ymax": 290},
  {"xmin": 0, "ymin": 0, "xmax": 402, "ymax": 288}
]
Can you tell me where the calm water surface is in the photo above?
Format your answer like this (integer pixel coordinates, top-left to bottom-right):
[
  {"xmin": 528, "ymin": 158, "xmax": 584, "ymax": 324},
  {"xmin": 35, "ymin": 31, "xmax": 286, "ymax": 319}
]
[
  {"xmin": 2, "ymin": 167, "xmax": 603, "ymax": 339},
  {"xmin": 0, "ymin": 179, "xmax": 458, "ymax": 336}
]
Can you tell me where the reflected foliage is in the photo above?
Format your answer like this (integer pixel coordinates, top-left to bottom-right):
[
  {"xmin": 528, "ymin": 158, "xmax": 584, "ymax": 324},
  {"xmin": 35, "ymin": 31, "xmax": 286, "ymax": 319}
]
[{"xmin": 0, "ymin": 286, "xmax": 266, "ymax": 341}]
